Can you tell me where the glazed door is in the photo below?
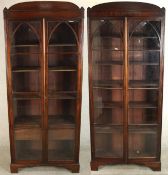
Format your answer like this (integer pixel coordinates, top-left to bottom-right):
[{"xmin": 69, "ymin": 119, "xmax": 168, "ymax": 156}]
[
  {"xmin": 46, "ymin": 20, "xmax": 79, "ymax": 161},
  {"xmin": 9, "ymin": 20, "xmax": 43, "ymax": 161},
  {"xmin": 90, "ymin": 19, "xmax": 124, "ymax": 159},
  {"xmin": 128, "ymin": 19, "xmax": 162, "ymax": 159}
]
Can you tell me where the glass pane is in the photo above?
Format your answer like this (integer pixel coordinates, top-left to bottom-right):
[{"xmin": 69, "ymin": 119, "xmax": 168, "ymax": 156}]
[
  {"xmin": 48, "ymin": 99, "xmax": 76, "ymax": 160},
  {"xmin": 11, "ymin": 54, "xmax": 40, "ymax": 69},
  {"xmin": 95, "ymin": 126, "xmax": 123, "ymax": 158},
  {"xmin": 93, "ymin": 89, "xmax": 123, "ymax": 125},
  {"xmin": 128, "ymin": 20, "xmax": 161, "ymax": 87},
  {"xmin": 48, "ymin": 53, "xmax": 77, "ymax": 68},
  {"xmin": 91, "ymin": 19, "xmax": 124, "ymax": 159},
  {"xmin": 12, "ymin": 72, "xmax": 40, "ymax": 92},
  {"xmin": 48, "ymin": 98, "xmax": 76, "ymax": 160},
  {"xmin": 92, "ymin": 20, "xmax": 124, "ymax": 89},
  {"xmin": 48, "ymin": 21, "xmax": 78, "ymax": 53},
  {"xmin": 48, "ymin": 21, "xmax": 78, "ymax": 94},
  {"xmin": 48, "ymin": 71, "xmax": 77, "ymax": 93},
  {"xmin": 94, "ymin": 108, "xmax": 123, "ymax": 125},
  {"xmin": 13, "ymin": 99, "xmax": 41, "ymax": 128},
  {"xmin": 93, "ymin": 65, "xmax": 123, "ymax": 88},
  {"xmin": 92, "ymin": 20, "xmax": 123, "ymax": 50},
  {"xmin": 128, "ymin": 89, "xmax": 158, "ymax": 124},
  {"xmin": 15, "ymin": 128, "xmax": 42, "ymax": 160},
  {"xmin": 10, "ymin": 22, "xmax": 40, "ymax": 54},
  {"xmin": 129, "ymin": 89, "xmax": 158, "ymax": 108},
  {"xmin": 92, "ymin": 50, "xmax": 123, "ymax": 64},
  {"xmin": 48, "ymin": 99, "xmax": 76, "ymax": 128},
  {"xmin": 129, "ymin": 109, "xmax": 157, "ymax": 124},
  {"xmin": 13, "ymin": 98, "xmax": 42, "ymax": 160},
  {"xmin": 129, "ymin": 21, "xmax": 160, "ymax": 51},
  {"xmin": 9, "ymin": 21, "xmax": 42, "ymax": 161},
  {"xmin": 47, "ymin": 21, "xmax": 78, "ymax": 161},
  {"xmin": 129, "ymin": 65, "xmax": 159, "ymax": 88},
  {"xmin": 129, "ymin": 126, "xmax": 157, "ymax": 158},
  {"xmin": 128, "ymin": 20, "xmax": 160, "ymax": 159},
  {"xmin": 10, "ymin": 21, "xmax": 41, "ymax": 93},
  {"xmin": 48, "ymin": 128, "xmax": 75, "ymax": 160},
  {"xmin": 129, "ymin": 37, "xmax": 160, "ymax": 50}
]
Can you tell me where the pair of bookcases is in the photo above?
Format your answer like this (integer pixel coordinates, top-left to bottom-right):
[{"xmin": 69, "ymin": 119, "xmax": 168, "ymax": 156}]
[{"xmin": 4, "ymin": 1, "xmax": 165, "ymax": 173}]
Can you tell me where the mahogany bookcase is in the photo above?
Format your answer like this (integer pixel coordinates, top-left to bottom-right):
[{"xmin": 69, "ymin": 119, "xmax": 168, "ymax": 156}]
[
  {"xmin": 88, "ymin": 2, "xmax": 165, "ymax": 171},
  {"xmin": 4, "ymin": 1, "xmax": 84, "ymax": 173}
]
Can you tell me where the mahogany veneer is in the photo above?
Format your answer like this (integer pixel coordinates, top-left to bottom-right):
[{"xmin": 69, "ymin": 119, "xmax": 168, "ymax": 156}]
[
  {"xmin": 4, "ymin": 1, "xmax": 84, "ymax": 173},
  {"xmin": 88, "ymin": 2, "xmax": 165, "ymax": 171}
]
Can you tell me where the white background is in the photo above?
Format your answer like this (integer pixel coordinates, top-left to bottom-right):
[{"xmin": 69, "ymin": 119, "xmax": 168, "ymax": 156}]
[{"xmin": 0, "ymin": 0, "xmax": 167, "ymax": 171}]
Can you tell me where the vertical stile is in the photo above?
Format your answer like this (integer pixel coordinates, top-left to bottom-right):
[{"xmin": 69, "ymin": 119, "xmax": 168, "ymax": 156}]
[
  {"xmin": 123, "ymin": 17, "xmax": 128, "ymax": 163},
  {"xmin": 42, "ymin": 18, "xmax": 48, "ymax": 162},
  {"xmin": 157, "ymin": 15, "xmax": 165, "ymax": 160}
]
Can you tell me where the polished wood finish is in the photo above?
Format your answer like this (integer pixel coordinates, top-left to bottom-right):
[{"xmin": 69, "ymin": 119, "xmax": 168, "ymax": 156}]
[
  {"xmin": 88, "ymin": 2, "xmax": 165, "ymax": 17},
  {"xmin": 4, "ymin": 1, "xmax": 84, "ymax": 173},
  {"xmin": 88, "ymin": 2, "xmax": 165, "ymax": 171}
]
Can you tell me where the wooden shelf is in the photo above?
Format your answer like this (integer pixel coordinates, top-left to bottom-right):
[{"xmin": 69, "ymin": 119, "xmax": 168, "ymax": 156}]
[
  {"xmin": 12, "ymin": 66, "xmax": 40, "ymax": 72},
  {"xmin": 129, "ymin": 49, "xmax": 160, "ymax": 52},
  {"xmin": 12, "ymin": 44, "xmax": 39, "ymax": 48},
  {"xmin": 93, "ymin": 48, "xmax": 123, "ymax": 51},
  {"xmin": 129, "ymin": 101, "xmax": 157, "ymax": 108},
  {"xmin": 93, "ymin": 80, "xmax": 123, "ymax": 89},
  {"xmin": 129, "ymin": 80, "xmax": 159, "ymax": 88},
  {"xmin": 93, "ymin": 114, "xmax": 123, "ymax": 125},
  {"xmin": 48, "ymin": 66, "xmax": 77, "ymax": 72},
  {"xmin": 11, "ymin": 52, "xmax": 40, "ymax": 55},
  {"xmin": 48, "ymin": 115, "xmax": 75, "ymax": 128},
  {"xmin": 49, "ymin": 44, "xmax": 77, "ymax": 47},
  {"xmin": 130, "ymin": 36, "xmax": 158, "ymax": 39},
  {"xmin": 48, "ymin": 91, "xmax": 77, "ymax": 99},
  {"xmin": 14, "ymin": 115, "xmax": 75, "ymax": 129},
  {"xmin": 94, "ymin": 60, "xmax": 159, "ymax": 66},
  {"xmin": 129, "ymin": 61, "xmax": 159, "ymax": 65},
  {"xmin": 13, "ymin": 92, "xmax": 40, "ymax": 99},
  {"xmin": 95, "ymin": 60, "xmax": 123, "ymax": 65},
  {"xmin": 94, "ymin": 123, "xmax": 123, "ymax": 127},
  {"xmin": 94, "ymin": 33, "xmax": 122, "ymax": 38},
  {"xmin": 95, "ymin": 125, "xmax": 123, "ymax": 133},
  {"xmin": 95, "ymin": 101, "xmax": 123, "ymax": 108},
  {"xmin": 128, "ymin": 124, "xmax": 158, "ymax": 127},
  {"xmin": 129, "ymin": 33, "xmax": 158, "ymax": 38},
  {"xmin": 47, "ymin": 52, "xmax": 79, "ymax": 55},
  {"xmin": 128, "ymin": 125, "xmax": 157, "ymax": 133},
  {"xmin": 14, "ymin": 116, "xmax": 41, "ymax": 128}
]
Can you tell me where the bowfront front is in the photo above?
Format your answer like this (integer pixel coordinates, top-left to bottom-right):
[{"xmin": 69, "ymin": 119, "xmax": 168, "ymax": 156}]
[
  {"xmin": 4, "ymin": 2, "xmax": 83, "ymax": 173},
  {"xmin": 88, "ymin": 2, "xmax": 165, "ymax": 171}
]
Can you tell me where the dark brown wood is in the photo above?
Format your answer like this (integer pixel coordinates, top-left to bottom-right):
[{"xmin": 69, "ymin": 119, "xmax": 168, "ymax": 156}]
[
  {"xmin": 91, "ymin": 160, "xmax": 161, "ymax": 171},
  {"xmin": 5, "ymin": 1, "xmax": 84, "ymax": 20},
  {"xmin": 123, "ymin": 17, "xmax": 128, "ymax": 163},
  {"xmin": 88, "ymin": 2, "xmax": 165, "ymax": 171},
  {"xmin": 88, "ymin": 2, "xmax": 165, "ymax": 18},
  {"xmin": 6, "ymin": 1, "xmax": 84, "ymax": 20},
  {"xmin": 4, "ymin": 7, "xmax": 16, "ymax": 163},
  {"xmin": 10, "ymin": 162, "xmax": 80, "ymax": 173},
  {"xmin": 42, "ymin": 17, "xmax": 48, "ymax": 163},
  {"xmin": 4, "ymin": 1, "xmax": 84, "ymax": 173},
  {"xmin": 88, "ymin": 12, "xmax": 96, "ymax": 161}
]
